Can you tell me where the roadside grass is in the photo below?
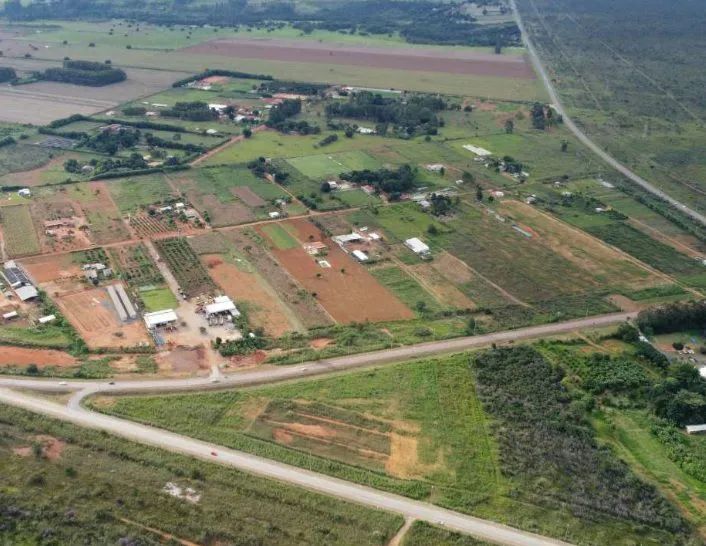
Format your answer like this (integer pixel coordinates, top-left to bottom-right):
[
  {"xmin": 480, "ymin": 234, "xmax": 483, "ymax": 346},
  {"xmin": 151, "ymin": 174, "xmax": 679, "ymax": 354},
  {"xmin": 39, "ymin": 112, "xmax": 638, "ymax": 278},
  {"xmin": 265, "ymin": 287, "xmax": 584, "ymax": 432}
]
[
  {"xmin": 0, "ymin": 325, "xmax": 72, "ymax": 349},
  {"xmin": 403, "ymin": 522, "xmax": 493, "ymax": 546},
  {"xmin": 0, "ymin": 403, "xmax": 403, "ymax": 545},
  {"xmin": 0, "ymin": 204, "xmax": 40, "ymax": 256}
]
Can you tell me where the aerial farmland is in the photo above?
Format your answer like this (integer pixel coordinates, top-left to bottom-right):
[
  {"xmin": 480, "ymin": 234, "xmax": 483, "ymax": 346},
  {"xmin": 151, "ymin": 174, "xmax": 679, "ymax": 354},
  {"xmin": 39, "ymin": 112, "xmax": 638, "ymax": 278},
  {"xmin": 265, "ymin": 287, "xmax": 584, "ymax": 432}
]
[{"xmin": 0, "ymin": 2, "xmax": 705, "ymax": 545}]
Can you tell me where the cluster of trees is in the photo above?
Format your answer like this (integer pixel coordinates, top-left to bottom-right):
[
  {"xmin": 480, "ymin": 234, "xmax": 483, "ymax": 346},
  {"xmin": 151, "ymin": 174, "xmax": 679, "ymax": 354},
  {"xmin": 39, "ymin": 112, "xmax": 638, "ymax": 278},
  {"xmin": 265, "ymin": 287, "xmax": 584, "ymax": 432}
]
[
  {"xmin": 0, "ymin": 67, "xmax": 17, "ymax": 83},
  {"xmin": 266, "ymin": 99, "xmax": 318, "ymax": 134},
  {"xmin": 318, "ymin": 134, "xmax": 338, "ymax": 147},
  {"xmin": 83, "ymin": 127, "xmax": 140, "ymax": 155},
  {"xmin": 652, "ymin": 363, "xmax": 706, "ymax": 426},
  {"xmin": 258, "ymin": 80, "xmax": 328, "ymax": 96},
  {"xmin": 246, "ymin": 157, "xmax": 290, "ymax": 185},
  {"xmin": 636, "ymin": 300, "xmax": 706, "ymax": 335},
  {"xmin": 340, "ymin": 165, "xmax": 416, "ymax": 200},
  {"xmin": 3, "ymin": 0, "xmax": 520, "ymax": 48},
  {"xmin": 64, "ymin": 153, "xmax": 152, "ymax": 176},
  {"xmin": 325, "ymin": 92, "xmax": 444, "ymax": 137},
  {"xmin": 172, "ymin": 68, "xmax": 273, "ymax": 88},
  {"xmin": 161, "ymin": 101, "xmax": 218, "ymax": 122},
  {"xmin": 39, "ymin": 60, "xmax": 126, "ymax": 87},
  {"xmin": 474, "ymin": 346, "xmax": 685, "ymax": 532},
  {"xmin": 428, "ymin": 193, "xmax": 456, "ymax": 216}
]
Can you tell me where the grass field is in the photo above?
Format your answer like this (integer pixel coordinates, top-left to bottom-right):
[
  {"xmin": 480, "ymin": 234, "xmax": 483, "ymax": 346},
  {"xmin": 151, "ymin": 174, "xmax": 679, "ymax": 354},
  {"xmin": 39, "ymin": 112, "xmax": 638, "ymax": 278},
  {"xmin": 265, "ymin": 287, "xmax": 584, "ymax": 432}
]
[
  {"xmin": 370, "ymin": 266, "xmax": 443, "ymax": 316},
  {"xmin": 138, "ymin": 285, "xmax": 178, "ymax": 312},
  {"xmin": 0, "ymin": 204, "xmax": 40, "ymax": 257},
  {"xmin": 0, "ymin": 403, "xmax": 403, "ymax": 545},
  {"xmin": 403, "ymin": 522, "xmax": 493, "ymax": 546},
  {"xmin": 288, "ymin": 150, "xmax": 382, "ymax": 180},
  {"xmin": 108, "ymin": 175, "xmax": 175, "ymax": 214},
  {"xmin": 260, "ymin": 222, "xmax": 299, "ymax": 250}
]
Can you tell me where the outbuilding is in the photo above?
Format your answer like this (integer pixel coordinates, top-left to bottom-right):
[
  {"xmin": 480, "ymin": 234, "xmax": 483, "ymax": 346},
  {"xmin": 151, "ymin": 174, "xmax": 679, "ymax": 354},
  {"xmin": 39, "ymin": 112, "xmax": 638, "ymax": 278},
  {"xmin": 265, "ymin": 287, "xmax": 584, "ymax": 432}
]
[
  {"xmin": 15, "ymin": 285, "xmax": 38, "ymax": 301},
  {"xmin": 686, "ymin": 424, "xmax": 706, "ymax": 435},
  {"xmin": 405, "ymin": 237, "xmax": 430, "ymax": 256},
  {"xmin": 144, "ymin": 309, "xmax": 178, "ymax": 330},
  {"xmin": 352, "ymin": 250, "xmax": 369, "ymax": 262},
  {"xmin": 205, "ymin": 295, "xmax": 241, "ymax": 318}
]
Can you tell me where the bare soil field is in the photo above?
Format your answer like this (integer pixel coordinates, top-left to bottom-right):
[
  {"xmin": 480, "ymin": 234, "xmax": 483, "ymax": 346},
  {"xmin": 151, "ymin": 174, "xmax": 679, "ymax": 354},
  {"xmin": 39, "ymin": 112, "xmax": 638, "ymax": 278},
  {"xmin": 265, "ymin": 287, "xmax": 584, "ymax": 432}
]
[
  {"xmin": 0, "ymin": 58, "xmax": 188, "ymax": 124},
  {"xmin": 263, "ymin": 218, "xmax": 413, "ymax": 324},
  {"xmin": 157, "ymin": 346, "xmax": 208, "ymax": 373},
  {"xmin": 20, "ymin": 253, "xmax": 82, "ymax": 284},
  {"xmin": 224, "ymin": 229, "xmax": 333, "ymax": 329},
  {"xmin": 70, "ymin": 182, "xmax": 132, "ymax": 244},
  {"xmin": 181, "ymin": 38, "xmax": 535, "ymax": 79},
  {"xmin": 203, "ymin": 254, "xmax": 297, "ymax": 337},
  {"xmin": 406, "ymin": 262, "xmax": 476, "ymax": 310},
  {"xmin": 0, "ymin": 347, "xmax": 76, "ymax": 368},
  {"xmin": 196, "ymin": 194, "xmax": 255, "ymax": 227},
  {"xmin": 56, "ymin": 286, "xmax": 149, "ymax": 349}
]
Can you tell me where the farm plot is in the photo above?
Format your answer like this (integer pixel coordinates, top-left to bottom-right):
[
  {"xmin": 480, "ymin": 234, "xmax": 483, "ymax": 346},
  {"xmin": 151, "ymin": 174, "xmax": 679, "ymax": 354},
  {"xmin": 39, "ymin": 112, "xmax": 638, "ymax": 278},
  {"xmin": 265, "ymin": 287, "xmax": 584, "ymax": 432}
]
[
  {"xmin": 173, "ymin": 166, "xmax": 292, "ymax": 227},
  {"xmin": 181, "ymin": 38, "xmax": 536, "ymax": 79},
  {"xmin": 369, "ymin": 266, "xmax": 443, "ymax": 315},
  {"xmin": 128, "ymin": 213, "xmax": 172, "ymax": 237},
  {"xmin": 108, "ymin": 243, "xmax": 164, "ymax": 287},
  {"xmin": 108, "ymin": 175, "xmax": 176, "ymax": 214},
  {"xmin": 29, "ymin": 195, "xmax": 91, "ymax": 253},
  {"xmin": 20, "ymin": 253, "xmax": 83, "ymax": 284},
  {"xmin": 0, "ymin": 204, "xmax": 40, "ymax": 257},
  {"xmin": 66, "ymin": 182, "xmax": 131, "ymax": 244},
  {"xmin": 0, "ymin": 347, "xmax": 76, "ymax": 369},
  {"xmin": 498, "ymin": 200, "xmax": 665, "ymax": 292},
  {"xmin": 153, "ymin": 237, "xmax": 216, "ymax": 298},
  {"xmin": 202, "ymin": 253, "xmax": 299, "ymax": 337},
  {"xmin": 56, "ymin": 287, "xmax": 149, "ymax": 349},
  {"xmin": 260, "ymin": 218, "xmax": 413, "ymax": 323},
  {"xmin": 223, "ymin": 229, "xmax": 333, "ymax": 329}
]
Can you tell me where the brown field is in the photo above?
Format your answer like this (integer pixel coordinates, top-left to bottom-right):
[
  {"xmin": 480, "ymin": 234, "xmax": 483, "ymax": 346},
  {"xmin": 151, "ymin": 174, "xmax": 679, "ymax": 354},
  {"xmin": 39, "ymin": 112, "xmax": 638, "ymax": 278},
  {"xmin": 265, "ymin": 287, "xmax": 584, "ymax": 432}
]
[
  {"xmin": 499, "ymin": 200, "xmax": 664, "ymax": 290},
  {"xmin": 69, "ymin": 182, "xmax": 132, "ymax": 244},
  {"xmin": 203, "ymin": 254, "xmax": 298, "ymax": 337},
  {"xmin": 0, "ymin": 58, "xmax": 189, "ymax": 124},
  {"xmin": 406, "ymin": 262, "xmax": 476, "ymax": 309},
  {"xmin": 232, "ymin": 186, "xmax": 266, "ymax": 207},
  {"xmin": 56, "ymin": 286, "xmax": 149, "ymax": 349},
  {"xmin": 31, "ymin": 198, "xmax": 91, "ymax": 253},
  {"xmin": 20, "ymin": 253, "xmax": 82, "ymax": 284},
  {"xmin": 223, "ymin": 229, "xmax": 333, "ymax": 329},
  {"xmin": 197, "ymin": 194, "xmax": 254, "ymax": 227},
  {"xmin": 0, "ymin": 347, "xmax": 76, "ymax": 368},
  {"xmin": 182, "ymin": 38, "xmax": 535, "ymax": 79},
  {"xmin": 156, "ymin": 346, "xmax": 208, "ymax": 373},
  {"xmin": 263, "ymin": 218, "xmax": 413, "ymax": 323}
]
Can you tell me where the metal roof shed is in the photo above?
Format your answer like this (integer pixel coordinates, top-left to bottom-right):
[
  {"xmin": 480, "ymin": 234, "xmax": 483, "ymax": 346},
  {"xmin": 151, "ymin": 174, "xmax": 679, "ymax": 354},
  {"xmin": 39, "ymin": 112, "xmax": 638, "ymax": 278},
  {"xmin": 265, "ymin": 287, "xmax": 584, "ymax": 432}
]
[
  {"xmin": 205, "ymin": 295, "xmax": 240, "ymax": 317},
  {"xmin": 144, "ymin": 309, "xmax": 178, "ymax": 329},
  {"xmin": 686, "ymin": 424, "xmax": 706, "ymax": 435},
  {"xmin": 15, "ymin": 285, "xmax": 38, "ymax": 301}
]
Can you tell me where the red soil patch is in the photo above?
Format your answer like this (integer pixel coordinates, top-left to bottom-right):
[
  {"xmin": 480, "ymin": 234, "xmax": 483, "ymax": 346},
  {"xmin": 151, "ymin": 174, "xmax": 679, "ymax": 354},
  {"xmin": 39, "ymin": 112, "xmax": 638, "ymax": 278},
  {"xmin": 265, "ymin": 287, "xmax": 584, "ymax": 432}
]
[
  {"xmin": 160, "ymin": 346, "xmax": 208, "ymax": 373},
  {"xmin": 272, "ymin": 428, "xmax": 295, "ymax": 445},
  {"xmin": 56, "ymin": 286, "xmax": 149, "ymax": 349},
  {"xmin": 181, "ymin": 38, "xmax": 535, "ymax": 79},
  {"xmin": 310, "ymin": 338, "xmax": 333, "ymax": 349},
  {"xmin": 20, "ymin": 253, "xmax": 82, "ymax": 284},
  {"xmin": 204, "ymin": 254, "xmax": 295, "ymax": 337},
  {"xmin": 262, "ymin": 218, "xmax": 413, "ymax": 323},
  {"xmin": 13, "ymin": 435, "xmax": 66, "ymax": 460},
  {"xmin": 232, "ymin": 186, "xmax": 266, "ymax": 207},
  {"xmin": 228, "ymin": 350, "xmax": 267, "ymax": 368},
  {"xmin": 0, "ymin": 347, "xmax": 76, "ymax": 368},
  {"xmin": 201, "ymin": 75, "xmax": 229, "ymax": 85}
]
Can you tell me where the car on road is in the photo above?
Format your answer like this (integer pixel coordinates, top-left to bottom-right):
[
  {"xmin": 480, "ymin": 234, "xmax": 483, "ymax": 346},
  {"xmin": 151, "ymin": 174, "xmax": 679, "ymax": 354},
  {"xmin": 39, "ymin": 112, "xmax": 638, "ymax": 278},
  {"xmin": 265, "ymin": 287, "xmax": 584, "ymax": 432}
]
[{"xmin": 58, "ymin": 381, "xmax": 67, "ymax": 386}]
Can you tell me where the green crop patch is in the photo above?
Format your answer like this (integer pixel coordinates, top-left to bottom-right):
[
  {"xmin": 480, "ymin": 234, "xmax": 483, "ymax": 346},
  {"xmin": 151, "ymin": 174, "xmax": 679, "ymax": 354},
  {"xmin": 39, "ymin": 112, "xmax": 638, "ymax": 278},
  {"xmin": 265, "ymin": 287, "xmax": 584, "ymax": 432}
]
[
  {"xmin": 260, "ymin": 223, "xmax": 299, "ymax": 250},
  {"xmin": 0, "ymin": 204, "xmax": 40, "ymax": 257},
  {"xmin": 153, "ymin": 237, "xmax": 216, "ymax": 297}
]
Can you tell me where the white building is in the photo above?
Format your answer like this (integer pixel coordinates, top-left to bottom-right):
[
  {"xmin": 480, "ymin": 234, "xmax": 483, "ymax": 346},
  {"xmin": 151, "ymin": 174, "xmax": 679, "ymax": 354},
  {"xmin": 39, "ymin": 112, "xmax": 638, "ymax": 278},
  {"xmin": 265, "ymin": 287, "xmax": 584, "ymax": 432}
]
[
  {"xmin": 463, "ymin": 144, "xmax": 492, "ymax": 157},
  {"xmin": 15, "ymin": 285, "xmax": 38, "ymax": 301},
  {"xmin": 686, "ymin": 424, "xmax": 706, "ymax": 435},
  {"xmin": 38, "ymin": 314, "xmax": 56, "ymax": 324},
  {"xmin": 205, "ymin": 295, "xmax": 241, "ymax": 318},
  {"xmin": 17, "ymin": 188, "xmax": 31, "ymax": 198},
  {"xmin": 352, "ymin": 250, "xmax": 369, "ymax": 262},
  {"xmin": 144, "ymin": 309, "xmax": 178, "ymax": 329},
  {"xmin": 405, "ymin": 237, "xmax": 430, "ymax": 256}
]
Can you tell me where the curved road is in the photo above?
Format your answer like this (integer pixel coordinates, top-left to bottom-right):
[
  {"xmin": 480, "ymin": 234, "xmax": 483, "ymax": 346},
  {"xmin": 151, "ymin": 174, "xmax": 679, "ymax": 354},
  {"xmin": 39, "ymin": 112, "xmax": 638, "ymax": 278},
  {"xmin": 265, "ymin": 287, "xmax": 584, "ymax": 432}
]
[
  {"xmin": 0, "ymin": 312, "xmax": 635, "ymax": 545},
  {"xmin": 509, "ymin": 0, "xmax": 706, "ymax": 227},
  {"xmin": 0, "ymin": 388, "xmax": 571, "ymax": 546}
]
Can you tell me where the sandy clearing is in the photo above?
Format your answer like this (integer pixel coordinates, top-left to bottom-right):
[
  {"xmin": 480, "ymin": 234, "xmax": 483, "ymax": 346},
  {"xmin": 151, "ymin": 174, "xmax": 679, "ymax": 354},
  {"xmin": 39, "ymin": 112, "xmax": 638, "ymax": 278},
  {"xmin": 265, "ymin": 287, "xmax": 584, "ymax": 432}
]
[{"xmin": 0, "ymin": 347, "xmax": 77, "ymax": 367}]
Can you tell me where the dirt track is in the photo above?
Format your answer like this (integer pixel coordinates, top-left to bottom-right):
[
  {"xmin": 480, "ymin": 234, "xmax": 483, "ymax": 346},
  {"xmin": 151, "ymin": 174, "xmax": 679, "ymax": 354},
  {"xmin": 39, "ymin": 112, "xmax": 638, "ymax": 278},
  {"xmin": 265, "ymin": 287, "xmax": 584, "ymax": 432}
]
[{"xmin": 181, "ymin": 38, "xmax": 535, "ymax": 79}]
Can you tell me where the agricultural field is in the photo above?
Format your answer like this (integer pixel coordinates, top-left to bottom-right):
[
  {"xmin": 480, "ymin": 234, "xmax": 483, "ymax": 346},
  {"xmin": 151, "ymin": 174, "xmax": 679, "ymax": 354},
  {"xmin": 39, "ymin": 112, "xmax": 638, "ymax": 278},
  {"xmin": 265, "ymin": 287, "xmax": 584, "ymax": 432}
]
[
  {"xmin": 259, "ymin": 218, "xmax": 414, "ymax": 323},
  {"xmin": 153, "ymin": 237, "xmax": 216, "ymax": 298},
  {"xmin": 94, "ymin": 345, "xmax": 697, "ymax": 545},
  {"xmin": 65, "ymin": 182, "xmax": 131, "ymax": 244},
  {"xmin": 108, "ymin": 243, "xmax": 164, "ymax": 288},
  {"xmin": 0, "ymin": 203, "xmax": 40, "ymax": 257},
  {"xmin": 172, "ymin": 166, "xmax": 300, "ymax": 227},
  {"xmin": 108, "ymin": 174, "xmax": 176, "ymax": 214},
  {"xmin": 0, "ymin": 404, "xmax": 403, "ymax": 545}
]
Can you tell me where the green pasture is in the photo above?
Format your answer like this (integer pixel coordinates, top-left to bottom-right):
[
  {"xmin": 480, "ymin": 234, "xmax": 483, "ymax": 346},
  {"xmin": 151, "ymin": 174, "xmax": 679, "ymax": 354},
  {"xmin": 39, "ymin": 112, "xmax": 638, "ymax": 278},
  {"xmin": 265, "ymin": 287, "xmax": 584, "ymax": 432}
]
[{"xmin": 108, "ymin": 174, "xmax": 175, "ymax": 213}]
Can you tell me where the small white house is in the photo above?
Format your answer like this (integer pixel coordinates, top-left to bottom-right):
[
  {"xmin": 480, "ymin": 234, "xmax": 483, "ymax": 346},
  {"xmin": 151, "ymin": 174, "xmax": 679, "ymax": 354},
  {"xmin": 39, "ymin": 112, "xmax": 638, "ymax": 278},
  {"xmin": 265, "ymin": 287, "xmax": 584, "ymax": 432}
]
[
  {"xmin": 268, "ymin": 211, "xmax": 281, "ymax": 219},
  {"xmin": 357, "ymin": 127, "xmax": 376, "ymax": 135},
  {"xmin": 144, "ymin": 309, "xmax": 178, "ymax": 330},
  {"xmin": 686, "ymin": 424, "xmax": 706, "ymax": 435},
  {"xmin": 38, "ymin": 314, "xmax": 56, "ymax": 324},
  {"xmin": 425, "ymin": 164, "xmax": 445, "ymax": 173},
  {"xmin": 17, "ymin": 188, "xmax": 31, "ymax": 198},
  {"xmin": 352, "ymin": 250, "xmax": 369, "ymax": 262},
  {"xmin": 405, "ymin": 237, "xmax": 430, "ymax": 256}
]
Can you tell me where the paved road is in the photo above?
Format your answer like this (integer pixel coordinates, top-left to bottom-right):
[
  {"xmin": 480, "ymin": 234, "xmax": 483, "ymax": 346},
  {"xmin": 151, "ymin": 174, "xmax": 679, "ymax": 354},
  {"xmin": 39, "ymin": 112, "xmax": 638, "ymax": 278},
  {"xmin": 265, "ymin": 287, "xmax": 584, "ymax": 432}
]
[
  {"xmin": 0, "ymin": 311, "xmax": 635, "ymax": 399},
  {"xmin": 509, "ymin": 0, "xmax": 706, "ymax": 227},
  {"xmin": 0, "ymin": 387, "xmax": 572, "ymax": 546}
]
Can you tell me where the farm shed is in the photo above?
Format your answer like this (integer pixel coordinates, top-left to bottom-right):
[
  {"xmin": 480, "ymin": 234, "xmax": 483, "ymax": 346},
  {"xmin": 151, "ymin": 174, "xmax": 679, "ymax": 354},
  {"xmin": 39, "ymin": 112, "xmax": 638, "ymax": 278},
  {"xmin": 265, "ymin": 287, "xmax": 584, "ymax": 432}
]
[
  {"xmin": 205, "ymin": 295, "xmax": 241, "ymax": 318},
  {"xmin": 463, "ymin": 144, "xmax": 492, "ymax": 157},
  {"xmin": 17, "ymin": 188, "xmax": 31, "ymax": 198},
  {"xmin": 405, "ymin": 237, "xmax": 430, "ymax": 256},
  {"xmin": 3, "ymin": 311, "xmax": 18, "ymax": 320},
  {"xmin": 38, "ymin": 314, "xmax": 56, "ymax": 324},
  {"xmin": 333, "ymin": 233, "xmax": 363, "ymax": 245},
  {"xmin": 352, "ymin": 250, "xmax": 369, "ymax": 262},
  {"xmin": 144, "ymin": 309, "xmax": 178, "ymax": 329},
  {"xmin": 15, "ymin": 285, "xmax": 38, "ymax": 301},
  {"xmin": 3, "ymin": 263, "xmax": 30, "ymax": 288},
  {"xmin": 699, "ymin": 367, "xmax": 706, "ymax": 379},
  {"xmin": 686, "ymin": 424, "xmax": 706, "ymax": 435}
]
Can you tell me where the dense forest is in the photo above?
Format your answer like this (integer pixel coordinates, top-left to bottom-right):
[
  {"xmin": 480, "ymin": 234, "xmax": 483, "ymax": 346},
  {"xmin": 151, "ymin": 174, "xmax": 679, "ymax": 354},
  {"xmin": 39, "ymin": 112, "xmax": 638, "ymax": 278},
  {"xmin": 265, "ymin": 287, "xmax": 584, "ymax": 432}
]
[
  {"xmin": 39, "ymin": 60, "xmax": 126, "ymax": 86},
  {"xmin": 2, "ymin": 0, "xmax": 519, "ymax": 47}
]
